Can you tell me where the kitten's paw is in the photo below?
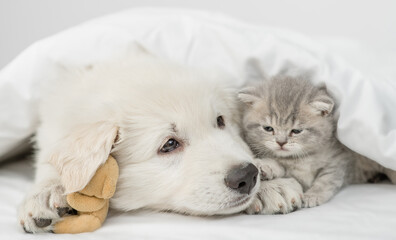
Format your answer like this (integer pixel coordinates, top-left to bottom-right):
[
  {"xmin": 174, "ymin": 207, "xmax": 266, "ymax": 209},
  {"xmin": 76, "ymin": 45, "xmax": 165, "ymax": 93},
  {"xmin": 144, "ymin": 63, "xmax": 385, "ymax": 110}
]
[
  {"xmin": 18, "ymin": 183, "xmax": 73, "ymax": 233},
  {"xmin": 254, "ymin": 158, "xmax": 285, "ymax": 180},
  {"xmin": 302, "ymin": 193, "xmax": 326, "ymax": 208},
  {"xmin": 246, "ymin": 178, "xmax": 303, "ymax": 215}
]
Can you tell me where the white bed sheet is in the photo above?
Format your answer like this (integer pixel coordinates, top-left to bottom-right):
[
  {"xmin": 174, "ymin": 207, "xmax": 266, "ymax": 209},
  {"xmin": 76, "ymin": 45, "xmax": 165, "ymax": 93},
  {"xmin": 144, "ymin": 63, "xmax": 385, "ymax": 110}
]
[{"xmin": 1, "ymin": 157, "xmax": 395, "ymax": 240}]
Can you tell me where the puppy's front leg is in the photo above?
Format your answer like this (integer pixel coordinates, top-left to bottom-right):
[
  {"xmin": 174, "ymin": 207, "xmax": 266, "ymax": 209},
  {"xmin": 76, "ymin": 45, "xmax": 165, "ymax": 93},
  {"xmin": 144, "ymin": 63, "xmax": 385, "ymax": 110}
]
[
  {"xmin": 18, "ymin": 162, "xmax": 72, "ymax": 233},
  {"xmin": 18, "ymin": 121, "xmax": 119, "ymax": 233},
  {"xmin": 246, "ymin": 178, "xmax": 303, "ymax": 215}
]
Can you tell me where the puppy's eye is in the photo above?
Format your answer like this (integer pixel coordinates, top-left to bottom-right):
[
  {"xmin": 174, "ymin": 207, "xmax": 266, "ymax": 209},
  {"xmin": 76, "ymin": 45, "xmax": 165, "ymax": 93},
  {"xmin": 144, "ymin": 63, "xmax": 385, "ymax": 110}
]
[
  {"xmin": 217, "ymin": 116, "xmax": 225, "ymax": 128},
  {"xmin": 291, "ymin": 129, "xmax": 302, "ymax": 134},
  {"xmin": 263, "ymin": 126, "xmax": 273, "ymax": 132},
  {"xmin": 160, "ymin": 138, "xmax": 180, "ymax": 153}
]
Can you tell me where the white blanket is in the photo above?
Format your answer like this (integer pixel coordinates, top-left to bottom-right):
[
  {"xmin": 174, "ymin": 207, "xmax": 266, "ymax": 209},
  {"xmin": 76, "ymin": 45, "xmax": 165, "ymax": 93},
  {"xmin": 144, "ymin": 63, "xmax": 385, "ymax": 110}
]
[{"xmin": 0, "ymin": 8, "xmax": 395, "ymax": 240}]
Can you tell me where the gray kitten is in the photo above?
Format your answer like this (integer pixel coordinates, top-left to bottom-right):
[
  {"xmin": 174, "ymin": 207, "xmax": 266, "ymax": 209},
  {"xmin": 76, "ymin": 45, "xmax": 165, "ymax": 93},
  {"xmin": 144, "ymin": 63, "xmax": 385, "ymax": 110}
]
[{"xmin": 239, "ymin": 75, "xmax": 396, "ymax": 211}]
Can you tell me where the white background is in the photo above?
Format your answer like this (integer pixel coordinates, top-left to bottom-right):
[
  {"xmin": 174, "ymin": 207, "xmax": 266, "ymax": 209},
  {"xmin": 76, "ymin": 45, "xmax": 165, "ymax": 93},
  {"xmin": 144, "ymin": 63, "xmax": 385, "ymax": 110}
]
[{"xmin": 1, "ymin": 0, "xmax": 395, "ymax": 68}]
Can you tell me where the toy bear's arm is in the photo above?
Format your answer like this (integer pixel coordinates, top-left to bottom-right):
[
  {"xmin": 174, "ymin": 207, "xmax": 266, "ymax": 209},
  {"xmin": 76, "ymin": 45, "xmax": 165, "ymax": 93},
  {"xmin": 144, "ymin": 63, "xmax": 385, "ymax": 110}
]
[
  {"xmin": 66, "ymin": 193, "xmax": 107, "ymax": 212},
  {"xmin": 79, "ymin": 156, "xmax": 119, "ymax": 199}
]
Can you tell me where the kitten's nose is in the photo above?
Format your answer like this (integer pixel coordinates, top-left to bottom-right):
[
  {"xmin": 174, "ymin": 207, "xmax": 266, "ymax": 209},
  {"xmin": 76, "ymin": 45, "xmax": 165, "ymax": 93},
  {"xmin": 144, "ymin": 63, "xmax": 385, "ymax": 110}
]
[
  {"xmin": 276, "ymin": 141, "xmax": 287, "ymax": 147},
  {"xmin": 225, "ymin": 163, "xmax": 258, "ymax": 194}
]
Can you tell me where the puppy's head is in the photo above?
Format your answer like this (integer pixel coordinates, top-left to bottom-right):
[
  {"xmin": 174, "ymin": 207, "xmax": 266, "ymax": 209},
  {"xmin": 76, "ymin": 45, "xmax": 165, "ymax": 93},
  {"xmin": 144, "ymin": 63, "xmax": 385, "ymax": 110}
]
[{"xmin": 111, "ymin": 66, "xmax": 259, "ymax": 215}]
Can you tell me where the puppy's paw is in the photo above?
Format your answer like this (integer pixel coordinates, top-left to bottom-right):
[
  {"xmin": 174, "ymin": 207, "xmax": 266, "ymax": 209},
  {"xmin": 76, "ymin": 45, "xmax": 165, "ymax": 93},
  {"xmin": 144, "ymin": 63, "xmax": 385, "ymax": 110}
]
[
  {"xmin": 302, "ymin": 192, "xmax": 326, "ymax": 208},
  {"xmin": 254, "ymin": 158, "xmax": 285, "ymax": 181},
  {"xmin": 245, "ymin": 196, "xmax": 264, "ymax": 215},
  {"xmin": 247, "ymin": 178, "xmax": 303, "ymax": 215},
  {"xmin": 18, "ymin": 182, "xmax": 73, "ymax": 233}
]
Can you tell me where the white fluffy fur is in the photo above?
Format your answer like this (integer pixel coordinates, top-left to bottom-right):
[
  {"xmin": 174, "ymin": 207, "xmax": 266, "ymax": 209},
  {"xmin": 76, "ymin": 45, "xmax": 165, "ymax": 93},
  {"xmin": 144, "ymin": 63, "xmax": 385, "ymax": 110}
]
[
  {"xmin": 18, "ymin": 55, "xmax": 303, "ymax": 233},
  {"xmin": 18, "ymin": 55, "xmax": 257, "ymax": 233}
]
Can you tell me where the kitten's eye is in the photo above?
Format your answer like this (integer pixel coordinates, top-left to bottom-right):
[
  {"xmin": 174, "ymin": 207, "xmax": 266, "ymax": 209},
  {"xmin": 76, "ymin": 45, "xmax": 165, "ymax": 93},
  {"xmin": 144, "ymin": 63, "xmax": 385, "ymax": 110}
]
[
  {"xmin": 263, "ymin": 126, "xmax": 274, "ymax": 132},
  {"xmin": 160, "ymin": 138, "xmax": 180, "ymax": 153},
  {"xmin": 217, "ymin": 116, "xmax": 225, "ymax": 128},
  {"xmin": 291, "ymin": 129, "xmax": 302, "ymax": 134}
]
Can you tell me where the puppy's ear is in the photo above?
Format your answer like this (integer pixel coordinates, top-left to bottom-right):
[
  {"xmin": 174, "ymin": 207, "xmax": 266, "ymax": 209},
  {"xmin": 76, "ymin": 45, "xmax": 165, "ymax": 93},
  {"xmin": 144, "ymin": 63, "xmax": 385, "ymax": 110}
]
[
  {"xmin": 309, "ymin": 86, "xmax": 334, "ymax": 116},
  {"xmin": 238, "ymin": 87, "xmax": 261, "ymax": 106},
  {"xmin": 48, "ymin": 122, "xmax": 119, "ymax": 194}
]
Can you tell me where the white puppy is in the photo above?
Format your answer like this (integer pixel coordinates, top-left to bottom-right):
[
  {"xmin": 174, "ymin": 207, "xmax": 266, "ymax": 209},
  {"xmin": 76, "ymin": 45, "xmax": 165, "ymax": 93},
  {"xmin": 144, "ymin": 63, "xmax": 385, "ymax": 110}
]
[{"xmin": 18, "ymin": 56, "xmax": 302, "ymax": 233}]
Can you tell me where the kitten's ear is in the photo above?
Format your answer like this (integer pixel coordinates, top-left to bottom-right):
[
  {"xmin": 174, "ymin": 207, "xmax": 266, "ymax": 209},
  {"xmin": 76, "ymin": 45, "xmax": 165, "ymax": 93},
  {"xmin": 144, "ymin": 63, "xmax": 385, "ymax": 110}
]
[
  {"xmin": 238, "ymin": 87, "xmax": 261, "ymax": 105},
  {"xmin": 309, "ymin": 87, "xmax": 334, "ymax": 116},
  {"xmin": 245, "ymin": 58, "xmax": 269, "ymax": 82}
]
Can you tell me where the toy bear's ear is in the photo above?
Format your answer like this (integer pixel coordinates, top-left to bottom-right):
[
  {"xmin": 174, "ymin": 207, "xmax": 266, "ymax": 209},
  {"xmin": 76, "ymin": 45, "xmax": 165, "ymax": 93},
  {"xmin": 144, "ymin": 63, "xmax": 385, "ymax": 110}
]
[{"xmin": 48, "ymin": 122, "xmax": 119, "ymax": 194}]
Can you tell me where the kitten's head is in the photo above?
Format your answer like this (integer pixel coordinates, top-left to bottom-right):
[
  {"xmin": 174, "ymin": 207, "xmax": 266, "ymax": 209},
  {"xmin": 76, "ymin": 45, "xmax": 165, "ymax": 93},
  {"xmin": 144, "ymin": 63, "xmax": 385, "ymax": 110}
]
[{"xmin": 239, "ymin": 76, "xmax": 336, "ymax": 158}]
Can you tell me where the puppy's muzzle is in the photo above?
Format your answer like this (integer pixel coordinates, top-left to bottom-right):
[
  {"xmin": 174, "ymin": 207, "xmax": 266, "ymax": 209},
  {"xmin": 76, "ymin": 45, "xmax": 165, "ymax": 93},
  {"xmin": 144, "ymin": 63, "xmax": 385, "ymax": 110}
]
[{"xmin": 225, "ymin": 163, "xmax": 258, "ymax": 194}]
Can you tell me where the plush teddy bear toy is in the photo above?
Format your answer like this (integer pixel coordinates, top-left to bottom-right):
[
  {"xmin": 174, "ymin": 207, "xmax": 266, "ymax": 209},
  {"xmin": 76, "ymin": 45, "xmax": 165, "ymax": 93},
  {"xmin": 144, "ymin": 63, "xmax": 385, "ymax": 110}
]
[{"xmin": 54, "ymin": 155, "xmax": 119, "ymax": 234}]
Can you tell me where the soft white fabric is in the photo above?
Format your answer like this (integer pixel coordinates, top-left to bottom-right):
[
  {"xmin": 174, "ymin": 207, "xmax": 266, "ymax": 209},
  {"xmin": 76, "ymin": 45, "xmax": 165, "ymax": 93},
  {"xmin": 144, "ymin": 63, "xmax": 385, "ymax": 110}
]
[
  {"xmin": 1, "ymin": 157, "xmax": 396, "ymax": 239},
  {"xmin": 0, "ymin": 8, "xmax": 395, "ymax": 169}
]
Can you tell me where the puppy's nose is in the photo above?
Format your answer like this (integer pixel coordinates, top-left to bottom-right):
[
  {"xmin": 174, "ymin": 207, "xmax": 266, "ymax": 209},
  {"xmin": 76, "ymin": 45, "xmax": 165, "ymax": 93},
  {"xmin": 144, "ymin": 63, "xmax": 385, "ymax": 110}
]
[
  {"xmin": 225, "ymin": 163, "xmax": 258, "ymax": 194},
  {"xmin": 276, "ymin": 141, "xmax": 287, "ymax": 147}
]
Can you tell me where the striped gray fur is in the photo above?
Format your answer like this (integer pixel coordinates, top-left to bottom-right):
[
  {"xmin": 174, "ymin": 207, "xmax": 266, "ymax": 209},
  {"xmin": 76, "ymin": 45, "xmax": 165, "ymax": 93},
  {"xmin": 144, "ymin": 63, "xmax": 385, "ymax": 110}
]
[{"xmin": 239, "ymin": 75, "xmax": 396, "ymax": 208}]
